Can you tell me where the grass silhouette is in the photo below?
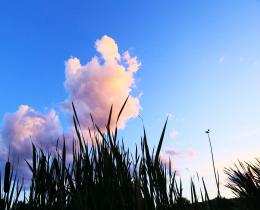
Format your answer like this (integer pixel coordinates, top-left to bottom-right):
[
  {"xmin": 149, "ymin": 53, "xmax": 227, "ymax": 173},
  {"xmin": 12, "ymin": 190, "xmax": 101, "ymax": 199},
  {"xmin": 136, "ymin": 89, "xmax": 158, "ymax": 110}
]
[{"xmin": 0, "ymin": 98, "xmax": 259, "ymax": 210}]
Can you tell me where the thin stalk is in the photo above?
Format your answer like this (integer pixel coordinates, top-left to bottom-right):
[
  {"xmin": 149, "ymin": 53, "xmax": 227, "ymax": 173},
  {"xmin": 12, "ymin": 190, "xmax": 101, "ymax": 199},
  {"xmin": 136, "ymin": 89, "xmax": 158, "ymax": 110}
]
[{"xmin": 206, "ymin": 129, "xmax": 220, "ymax": 197}]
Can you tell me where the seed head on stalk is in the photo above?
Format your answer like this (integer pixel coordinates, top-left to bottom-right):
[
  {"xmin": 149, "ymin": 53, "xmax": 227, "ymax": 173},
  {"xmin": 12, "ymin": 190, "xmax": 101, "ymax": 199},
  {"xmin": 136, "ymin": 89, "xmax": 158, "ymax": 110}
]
[
  {"xmin": 205, "ymin": 129, "xmax": 220, "ymax": 197},
  {"xmin": 4, "ymin": 147, "xmax": 11, "ymax": 193}
]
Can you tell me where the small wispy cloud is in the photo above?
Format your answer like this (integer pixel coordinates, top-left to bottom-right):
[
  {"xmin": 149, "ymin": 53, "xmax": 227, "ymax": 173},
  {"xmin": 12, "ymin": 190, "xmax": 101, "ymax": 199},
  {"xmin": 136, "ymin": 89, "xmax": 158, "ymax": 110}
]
[
  {"xmin": 165, "ymin": 147, "xmax": 180, "ymax": 157},
  {"xmin": 159, "ymin": 153, "xmax": 175, "ymax": 168},
  {"xmin": 164, "ymin": 147, "xmax": 196, "ymax": 159},
  {"xmin": 219, "ymin": 56, "xmax": 225, "ymax": 64},
  {"xmin": 187, "ymin": 148, "xmax": 196, "ymax": 157},
  {"xmin": 237, "ymin": 129, "xmax": 260, "ymax": 141},
  {"xmin": 169, "ymin": 129, "xmax": 178, "ymax": 138}
]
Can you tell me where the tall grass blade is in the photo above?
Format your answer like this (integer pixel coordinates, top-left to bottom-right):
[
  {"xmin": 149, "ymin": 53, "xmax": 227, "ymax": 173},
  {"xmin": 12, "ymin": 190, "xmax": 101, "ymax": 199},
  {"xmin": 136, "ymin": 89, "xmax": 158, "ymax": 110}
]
[{"xmin": 155, "ymin": 118, "xmax": 168, "ymax": 164}]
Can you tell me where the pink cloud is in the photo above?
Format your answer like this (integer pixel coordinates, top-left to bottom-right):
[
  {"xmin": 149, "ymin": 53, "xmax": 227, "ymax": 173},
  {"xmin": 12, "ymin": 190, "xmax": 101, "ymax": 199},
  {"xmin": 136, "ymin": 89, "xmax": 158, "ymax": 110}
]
[
  {"xmin": 159, "ymin": 153, "xmax": 175, "ymax": 168},
  {"xmin": 63, "ymin": 35, "xmax": 141, "ymax": 132},
  {"xmin": 0, "ymin": 35, "xmax": 142, "ymax": 178},
  {"xmin": 0, "ymin": 105, "xmax": 62, "ymax": 177},
  {"xmin": 165, "ymin": 147, "xmax": 181, "ymax": 157},
  {"xmin": 164, "ymin": 147, "xmax": 196, "ymax": 159},
  {"xmin": 187, "ymin": 148, "xmax": 196, "ymax": 157},
  {"xmin": 169, "ymin": 129, "xmax": 178, "ymax": 138}
]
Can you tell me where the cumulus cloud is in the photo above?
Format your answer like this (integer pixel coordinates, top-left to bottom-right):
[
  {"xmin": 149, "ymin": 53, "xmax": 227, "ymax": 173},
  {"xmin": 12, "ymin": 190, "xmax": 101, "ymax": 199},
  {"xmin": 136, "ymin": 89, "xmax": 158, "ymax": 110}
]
[
  {"xmin": 0, "ymin": 35, "xmax": 142, "ymax": 178},
  {"xmin": 64, "ymin": 35, "xmax": 141, "ymax": 132},
  {"xmin": 0, "ymin": 105, "xmax": 62, "ymax": 162}
]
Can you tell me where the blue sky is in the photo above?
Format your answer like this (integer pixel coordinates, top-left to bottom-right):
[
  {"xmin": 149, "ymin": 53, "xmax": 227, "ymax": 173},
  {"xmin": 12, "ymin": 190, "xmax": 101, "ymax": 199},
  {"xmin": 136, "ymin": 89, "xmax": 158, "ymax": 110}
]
[{"xmin": 1, "ymin": 0, "xmax": 260, "ymax": 198}]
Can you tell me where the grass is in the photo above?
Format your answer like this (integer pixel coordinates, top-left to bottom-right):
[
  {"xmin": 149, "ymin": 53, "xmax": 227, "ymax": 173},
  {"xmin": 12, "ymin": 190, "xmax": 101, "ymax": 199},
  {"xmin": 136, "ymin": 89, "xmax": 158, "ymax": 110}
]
[
  {"xmin": 225, "ymin": 159, "xmax": 260, "ymax": 210},
  {"xmin": 0, "ymin": 98, "xmax": 259, "ymax": 210}
]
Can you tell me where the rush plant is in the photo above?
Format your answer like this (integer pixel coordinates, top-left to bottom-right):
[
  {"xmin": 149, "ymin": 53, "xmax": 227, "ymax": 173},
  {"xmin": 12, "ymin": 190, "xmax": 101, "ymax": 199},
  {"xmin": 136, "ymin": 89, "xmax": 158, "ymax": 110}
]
[{"xmin": 0, "ymin": 98, "xmax": 256, "ymax": 210}]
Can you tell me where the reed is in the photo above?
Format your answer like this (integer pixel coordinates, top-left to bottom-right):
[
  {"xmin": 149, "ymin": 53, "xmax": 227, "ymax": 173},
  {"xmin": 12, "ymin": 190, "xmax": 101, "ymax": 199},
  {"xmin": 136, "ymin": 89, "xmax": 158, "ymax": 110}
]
[
  {"xmin": 4, "ymin": 161, "xmax": 11, "ymax": 194},
  {"xmin": 0, "ymin": 98, "xmax": 258, "ymax": 210}
]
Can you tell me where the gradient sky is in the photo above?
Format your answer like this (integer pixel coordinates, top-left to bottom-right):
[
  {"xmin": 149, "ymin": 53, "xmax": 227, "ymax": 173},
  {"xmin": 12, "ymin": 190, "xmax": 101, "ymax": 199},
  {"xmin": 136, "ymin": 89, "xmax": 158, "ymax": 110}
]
[{"xmin": 1, "ymin": 0, "xmax": 260, "ymax": 198}]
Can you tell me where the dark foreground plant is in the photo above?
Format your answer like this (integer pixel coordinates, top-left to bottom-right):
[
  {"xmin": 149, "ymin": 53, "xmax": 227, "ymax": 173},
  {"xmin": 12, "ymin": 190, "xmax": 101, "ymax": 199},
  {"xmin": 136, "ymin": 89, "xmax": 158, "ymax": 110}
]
[
  {"xmin": 205, "ymin": 129, "xmax": 220, "ymax": 198},
  {"xmin": 225, "ymin": 159, "xmax": 260, "ymax": 210},
  {"xmin": 0, "ymin": 157, "xmax": 23, "ymax": 210},
  {"xmin": 0, "ymin": 98, "xmax": 255, "ymax": 210}
]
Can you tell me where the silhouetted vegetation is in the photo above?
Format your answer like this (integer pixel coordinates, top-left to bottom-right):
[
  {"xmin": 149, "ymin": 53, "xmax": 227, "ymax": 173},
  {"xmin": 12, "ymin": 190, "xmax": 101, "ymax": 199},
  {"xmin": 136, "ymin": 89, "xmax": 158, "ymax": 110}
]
[
  {"xmin": 0, "ymin": 99, "xmax": 259, "ymax": 210},
  {"xmin": 225, "ymin": 159, "xmax": 260, "ymax": 210}
]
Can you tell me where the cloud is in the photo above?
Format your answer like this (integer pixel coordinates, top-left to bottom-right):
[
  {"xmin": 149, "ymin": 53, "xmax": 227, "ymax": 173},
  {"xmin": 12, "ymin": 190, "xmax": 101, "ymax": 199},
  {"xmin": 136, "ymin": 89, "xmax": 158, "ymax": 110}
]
[
  {"xmin": 0, "ymin": 105, "xmax": 62, "ymax": 165},
  {"xmin": 165, "ymin": 148, "xmax": 181, "ymax": 157},
  {"xmin": 0, "ymin": 35, "xmax": 142, "ymax": 178},
  {"xmin": 219, "ymin": 56, "xmax": 225, "ymax": 64},
  {"xmin": 187, "ymin": 148, "xmax": 196, "ymax": 157},
  {"xmin": 169, "ymin": 129, "xmax": 178, "ymax": 138},
  {"xmin": 159, "ymin": 153, "xmax": 175, "ymax": 168},
  {"xmin": 165, "ymin": 147, "xmax": 196, "ymax": 159},
  {"xmin": 63, "ymin": 35, "xmax": 141, "ymax": 132}
]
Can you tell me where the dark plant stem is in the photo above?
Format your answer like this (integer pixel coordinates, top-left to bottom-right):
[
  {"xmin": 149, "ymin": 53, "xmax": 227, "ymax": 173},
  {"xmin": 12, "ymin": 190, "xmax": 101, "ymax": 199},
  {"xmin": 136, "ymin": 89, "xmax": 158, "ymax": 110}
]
[{"xmin": 206, "ymin": 130, "xmax": 220, "ymax": 198}]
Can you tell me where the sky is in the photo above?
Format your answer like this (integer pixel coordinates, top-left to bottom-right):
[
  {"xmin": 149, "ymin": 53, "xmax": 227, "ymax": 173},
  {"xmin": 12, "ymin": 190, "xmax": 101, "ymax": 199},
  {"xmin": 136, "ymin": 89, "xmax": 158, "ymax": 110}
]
[{"xmin": 0, "ymin": 0, "xmax": 260, "ymax": 198}]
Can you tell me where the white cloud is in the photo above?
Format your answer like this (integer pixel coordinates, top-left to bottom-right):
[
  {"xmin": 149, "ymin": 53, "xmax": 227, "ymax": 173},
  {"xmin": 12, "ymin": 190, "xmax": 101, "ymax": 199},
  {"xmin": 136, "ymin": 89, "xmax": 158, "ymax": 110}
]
[
  {"xmin": 63, "ymin": 35, "xmax": 142, "ymax": 132},
  {"xmin": 0, "ymin": 35, "xmax": 142, "ymax": 177}
]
